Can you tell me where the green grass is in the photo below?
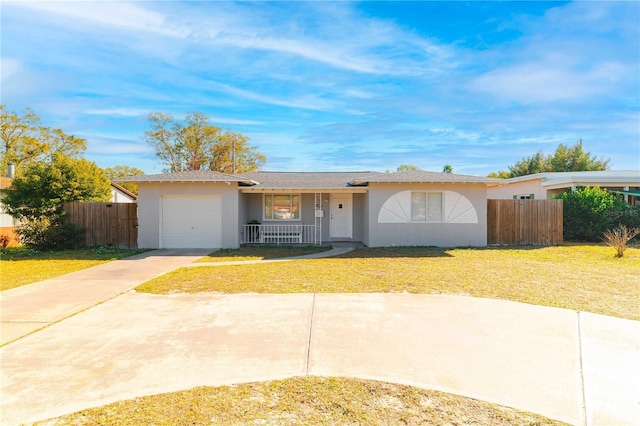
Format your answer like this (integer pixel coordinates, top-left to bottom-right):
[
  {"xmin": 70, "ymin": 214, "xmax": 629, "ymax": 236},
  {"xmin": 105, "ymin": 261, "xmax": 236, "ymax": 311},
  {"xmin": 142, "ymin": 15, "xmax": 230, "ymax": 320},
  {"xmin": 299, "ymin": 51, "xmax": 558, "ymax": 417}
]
[
  {"xmin": 0, "ymin": 246, "xmax": 148, "ymax": 291},
  {"xmin": 31, "ymin": 376, "xmax": 565, "ymax": 426},
  {"xmin": 137, "ymin": 244, "xmax": 640, "ymax": 320},
  {"xmin": 197, "ymin": 245, "xmax": 332, "ymax": 262}
]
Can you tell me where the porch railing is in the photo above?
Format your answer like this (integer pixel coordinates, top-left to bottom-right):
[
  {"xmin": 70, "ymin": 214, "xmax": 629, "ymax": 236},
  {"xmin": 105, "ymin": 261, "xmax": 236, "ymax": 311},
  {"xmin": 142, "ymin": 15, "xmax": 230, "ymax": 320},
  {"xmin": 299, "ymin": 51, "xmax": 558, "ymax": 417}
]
[{"xmin": 241, "ymin": 224, "xmax": 317, "ymax": 245}]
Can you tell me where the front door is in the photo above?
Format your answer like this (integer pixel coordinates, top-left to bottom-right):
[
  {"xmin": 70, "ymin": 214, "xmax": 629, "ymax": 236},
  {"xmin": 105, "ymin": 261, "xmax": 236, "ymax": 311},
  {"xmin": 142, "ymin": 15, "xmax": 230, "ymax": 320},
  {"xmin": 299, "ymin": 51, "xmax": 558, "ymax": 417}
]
[{"xmin": 330, "ymin": 193, "xmax": 352, "ymax": 239}]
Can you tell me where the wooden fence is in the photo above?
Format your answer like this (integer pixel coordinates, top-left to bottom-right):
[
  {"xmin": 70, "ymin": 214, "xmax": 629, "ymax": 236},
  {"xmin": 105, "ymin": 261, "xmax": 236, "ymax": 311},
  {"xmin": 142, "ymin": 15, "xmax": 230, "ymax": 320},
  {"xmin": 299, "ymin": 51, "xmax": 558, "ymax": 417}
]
[
  {"xmin": 487, "ymin": 199, "xmax": 563, "ymax": 246},
  {"xmin": 63, "ymin": 202, "xmax": 137, "ymax": 249}
]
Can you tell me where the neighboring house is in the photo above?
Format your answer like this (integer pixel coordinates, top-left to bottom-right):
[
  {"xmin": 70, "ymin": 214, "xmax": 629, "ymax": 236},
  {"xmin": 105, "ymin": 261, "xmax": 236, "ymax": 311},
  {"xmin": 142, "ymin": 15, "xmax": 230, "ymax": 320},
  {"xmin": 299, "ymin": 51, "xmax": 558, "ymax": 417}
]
[
  {"xmin": 119, "ymin": 170, "xmax": 498, "ymax": 249},
  {"xmin": 487, "ymin": 170, "xmax": 640, "ymax": 205},
  {"xmin": 110, "ymin": 181, "xmax": 137, "ymax": 203},
  {"xmin": 0, "ymin": 177, "xmax": 18, "ymax": 227}
]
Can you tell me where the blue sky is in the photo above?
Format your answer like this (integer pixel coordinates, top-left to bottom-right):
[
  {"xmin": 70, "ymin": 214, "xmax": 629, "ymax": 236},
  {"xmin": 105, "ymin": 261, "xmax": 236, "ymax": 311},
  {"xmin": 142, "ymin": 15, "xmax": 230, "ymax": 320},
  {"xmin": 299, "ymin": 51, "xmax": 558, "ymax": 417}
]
[{"xmin": 1, "ymin": 1, "xmax": 639, "ymax": 175}]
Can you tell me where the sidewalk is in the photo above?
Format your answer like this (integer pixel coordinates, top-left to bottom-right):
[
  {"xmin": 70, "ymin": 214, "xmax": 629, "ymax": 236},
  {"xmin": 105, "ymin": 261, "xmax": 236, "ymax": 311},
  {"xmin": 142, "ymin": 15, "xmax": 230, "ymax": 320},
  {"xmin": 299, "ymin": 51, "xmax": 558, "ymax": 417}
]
[{"xmin": 1, "ymin": 250, "xmax": 638, "ymax": 426}]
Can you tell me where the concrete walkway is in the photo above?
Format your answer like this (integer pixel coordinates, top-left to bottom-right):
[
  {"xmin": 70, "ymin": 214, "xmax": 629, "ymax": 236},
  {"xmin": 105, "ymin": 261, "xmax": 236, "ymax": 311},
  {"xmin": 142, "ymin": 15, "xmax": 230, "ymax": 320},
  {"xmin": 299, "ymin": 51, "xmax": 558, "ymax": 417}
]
[
  {"xmin": 185, "ymin": 246, "xmax": 356, "ymax": 267},
  {"xmin": 1, "ymin": 250, "xmax": 638, "ymax": 425}
]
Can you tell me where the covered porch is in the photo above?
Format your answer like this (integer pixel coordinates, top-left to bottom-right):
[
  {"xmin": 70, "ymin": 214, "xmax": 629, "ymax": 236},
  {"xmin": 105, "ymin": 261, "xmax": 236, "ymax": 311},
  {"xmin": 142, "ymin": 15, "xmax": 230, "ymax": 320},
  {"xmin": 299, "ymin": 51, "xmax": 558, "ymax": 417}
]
[{"xmin": 238, "ymin": 190, "xmax": 366, "ymax": 245}]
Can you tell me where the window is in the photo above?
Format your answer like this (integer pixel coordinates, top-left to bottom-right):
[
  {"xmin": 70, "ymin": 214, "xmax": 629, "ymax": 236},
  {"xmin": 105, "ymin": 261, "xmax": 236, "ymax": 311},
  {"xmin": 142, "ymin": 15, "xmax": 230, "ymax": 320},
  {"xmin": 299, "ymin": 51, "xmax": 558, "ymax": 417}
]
[
  {"xmin": 513, "ymin": 194, "xmax": 535, "ymax": 200},
  {"xmin": 411, "ymin": 192, "xmax": 442, "ymax": 222},
  {"xmin": 264, "ymin": 194, "xmax": 300, "ymax": 220}
]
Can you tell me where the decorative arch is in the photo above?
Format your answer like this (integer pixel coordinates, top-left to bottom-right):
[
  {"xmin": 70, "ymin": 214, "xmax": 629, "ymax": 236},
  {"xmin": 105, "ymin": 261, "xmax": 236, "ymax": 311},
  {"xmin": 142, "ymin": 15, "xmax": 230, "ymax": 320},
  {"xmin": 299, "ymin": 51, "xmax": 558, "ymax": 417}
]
[{"xmin": 377, "ymin": 190, "xmax": 478, "ymax": 224}]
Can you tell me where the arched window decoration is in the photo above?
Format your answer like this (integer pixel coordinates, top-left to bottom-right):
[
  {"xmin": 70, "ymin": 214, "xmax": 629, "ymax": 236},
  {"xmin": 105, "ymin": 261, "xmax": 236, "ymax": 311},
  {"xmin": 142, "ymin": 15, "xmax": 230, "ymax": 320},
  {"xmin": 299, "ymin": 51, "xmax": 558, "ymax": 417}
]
[{"xmin": 377, "ymin": 190, "xmax": 478, "ymax": 224}]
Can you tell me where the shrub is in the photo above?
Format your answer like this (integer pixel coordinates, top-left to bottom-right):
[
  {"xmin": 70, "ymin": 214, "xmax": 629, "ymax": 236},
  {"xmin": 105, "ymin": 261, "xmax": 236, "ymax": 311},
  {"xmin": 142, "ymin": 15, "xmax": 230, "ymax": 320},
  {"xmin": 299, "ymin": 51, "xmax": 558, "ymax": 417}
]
[
  {"xmin": 17, "ymin": 217, "xmax": 85, "ymax": 251},
  {"xmin": 555, "ymin": 187, "xmax": 640, "ymax": 241},
  {"xmin": 603, "ymin": 225, "xmax": 640, "ymax": 258}
]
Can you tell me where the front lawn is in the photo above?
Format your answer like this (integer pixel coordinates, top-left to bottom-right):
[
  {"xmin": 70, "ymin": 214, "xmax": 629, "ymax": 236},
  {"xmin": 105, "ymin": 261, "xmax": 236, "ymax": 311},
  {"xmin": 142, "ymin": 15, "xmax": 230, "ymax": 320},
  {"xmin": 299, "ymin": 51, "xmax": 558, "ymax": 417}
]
[
  {"xmin": 0, "ymin": 247, "xmax": 148, "ymax": 291},
  {"xmin": 32, "ymin": 377, "xmax": 564, "ymax": 426},
  {"xmin": 137, "ymin": 244, "xmax": 640, "ymax": 320}
]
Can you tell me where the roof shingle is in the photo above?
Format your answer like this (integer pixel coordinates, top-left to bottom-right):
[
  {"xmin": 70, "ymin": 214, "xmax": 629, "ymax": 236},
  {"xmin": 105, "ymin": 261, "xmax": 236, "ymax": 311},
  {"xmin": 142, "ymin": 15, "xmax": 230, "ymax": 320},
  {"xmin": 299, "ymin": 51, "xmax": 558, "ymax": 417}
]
[
  {"xmin": 238, "ymin": 171, "xmax": 382, "ymax": 189},
  {"xmin": 117, "ymin": 170, "xmax": 257, "ymax": 184}
]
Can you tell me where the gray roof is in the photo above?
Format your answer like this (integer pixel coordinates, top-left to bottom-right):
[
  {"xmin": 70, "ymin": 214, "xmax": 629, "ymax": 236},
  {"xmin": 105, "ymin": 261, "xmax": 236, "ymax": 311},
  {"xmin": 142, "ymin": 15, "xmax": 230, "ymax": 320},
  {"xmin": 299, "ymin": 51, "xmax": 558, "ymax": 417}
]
[
  {"xmin": 350, "ymin": 170, "xmax": 501, "ymax": 185},
  {"xmin": 238, "ymin": 171, "xmax": 383, "ymax": 190},
  {"xmin": 117, "ymin": 169, "xmax": 500, "ymax": 188},
  {"xmin": 116, "ymin": 170, "xmax": 257, "ymax": 185}
]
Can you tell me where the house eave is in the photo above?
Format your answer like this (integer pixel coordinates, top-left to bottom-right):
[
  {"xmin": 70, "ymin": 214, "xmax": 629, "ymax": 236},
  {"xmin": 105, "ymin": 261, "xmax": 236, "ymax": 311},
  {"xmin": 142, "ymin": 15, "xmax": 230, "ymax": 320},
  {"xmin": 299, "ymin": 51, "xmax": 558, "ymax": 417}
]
[{"xmin": 240, "ymin": 187, "xmax": 368, "ymax": 193}]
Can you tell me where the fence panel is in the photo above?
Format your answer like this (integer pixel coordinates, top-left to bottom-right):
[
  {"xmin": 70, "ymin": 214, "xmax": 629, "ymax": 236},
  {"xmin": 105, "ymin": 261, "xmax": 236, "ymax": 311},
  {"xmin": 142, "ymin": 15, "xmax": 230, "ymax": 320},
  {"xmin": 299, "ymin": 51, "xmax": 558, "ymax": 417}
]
[
  {"xmin": 487, "ymin": 199, "xmax": 562, "ymax": 245},
  {"xmin": 63, "ymin": 202, "xmax": 137, "ymax": 248}
]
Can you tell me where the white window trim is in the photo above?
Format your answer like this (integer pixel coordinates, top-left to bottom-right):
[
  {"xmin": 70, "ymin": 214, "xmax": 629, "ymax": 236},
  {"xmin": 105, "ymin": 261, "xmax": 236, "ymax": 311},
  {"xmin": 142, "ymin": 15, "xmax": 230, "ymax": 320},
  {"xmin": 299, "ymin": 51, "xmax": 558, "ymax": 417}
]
[
  {"xmin": 263, "ymin": 193, "xmax": 302, "ymax": 221},
  {"xmin": 410, "ymin": 191, "xmax": 444, "ymax": 223}
]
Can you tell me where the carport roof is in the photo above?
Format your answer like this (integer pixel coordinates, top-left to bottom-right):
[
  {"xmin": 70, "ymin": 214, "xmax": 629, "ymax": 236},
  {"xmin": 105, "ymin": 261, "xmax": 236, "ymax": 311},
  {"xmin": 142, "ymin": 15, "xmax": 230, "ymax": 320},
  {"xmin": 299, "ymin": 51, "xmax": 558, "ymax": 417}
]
[{"xmin": 117, "ymin": 170, "xmax": 258, "ymax": 185}]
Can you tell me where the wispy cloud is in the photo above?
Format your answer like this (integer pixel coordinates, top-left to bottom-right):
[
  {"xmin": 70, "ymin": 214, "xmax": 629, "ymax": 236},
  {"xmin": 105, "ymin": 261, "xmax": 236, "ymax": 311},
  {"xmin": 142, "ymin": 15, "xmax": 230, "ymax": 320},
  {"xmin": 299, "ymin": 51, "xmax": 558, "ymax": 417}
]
[
  {"xmin": 209, "ymin": 83, "xmax": 340, "ymax": 112},
  {"xmin": 85, "ymin": 108, "xmax": 150, "ymax": 117},
  {"xmin": 467, "ymin": 1, "xmax": 638, "ymax": 105},
  {"xmin": 469, "ymin": 61, "xmax": 629, "ymax": 104},
  {"xmin": 8, "ymin": 1, "xmax": 186, "ymax": 37},
  {"xmin": 1, "ymin": 1, "xmax": 637, "ymax": 174}
]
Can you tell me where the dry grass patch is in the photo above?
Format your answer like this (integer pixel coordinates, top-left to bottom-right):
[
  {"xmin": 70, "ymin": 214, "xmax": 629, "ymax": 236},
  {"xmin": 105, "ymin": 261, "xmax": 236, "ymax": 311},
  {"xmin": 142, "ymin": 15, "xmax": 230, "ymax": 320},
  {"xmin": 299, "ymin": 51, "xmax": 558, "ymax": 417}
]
[
  {"xmin": 197, "ymin": 245, "xmax": 331, "ymax": 262},
  {"xmin": 32, "ymin": 377, "xmax": 564, "ymax": 426},
  {"xmin": 0, "ymin": 247, "xmax": 147, "ymax": 291},
  {"xmin": 137, "ymin": 244, "xmax": 640, "ymax": 320}
]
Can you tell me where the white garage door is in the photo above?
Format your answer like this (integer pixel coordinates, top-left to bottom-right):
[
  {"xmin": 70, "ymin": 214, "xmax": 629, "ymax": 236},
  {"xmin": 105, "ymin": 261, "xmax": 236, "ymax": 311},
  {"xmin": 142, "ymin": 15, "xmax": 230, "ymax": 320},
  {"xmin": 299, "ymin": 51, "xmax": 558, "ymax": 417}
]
[{"xmin": 162, "ymin": 195, "xmax": 222, "ymax": 248}]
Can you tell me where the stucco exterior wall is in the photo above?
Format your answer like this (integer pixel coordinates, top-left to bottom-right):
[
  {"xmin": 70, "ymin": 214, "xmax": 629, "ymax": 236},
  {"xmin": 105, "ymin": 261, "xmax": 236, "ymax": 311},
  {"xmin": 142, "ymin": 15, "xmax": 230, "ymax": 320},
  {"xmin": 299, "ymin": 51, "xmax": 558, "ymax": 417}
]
[
  {"xmin": 137, "ymin": 181, "xmax": 240, "ymax": 249},
  {"xmin": 366, "ymin": 183, "xmax": 488, "ymax": 247},
  {"xmin": 487, "ymin": 179, "xmax": 547, "ymax": 200}
]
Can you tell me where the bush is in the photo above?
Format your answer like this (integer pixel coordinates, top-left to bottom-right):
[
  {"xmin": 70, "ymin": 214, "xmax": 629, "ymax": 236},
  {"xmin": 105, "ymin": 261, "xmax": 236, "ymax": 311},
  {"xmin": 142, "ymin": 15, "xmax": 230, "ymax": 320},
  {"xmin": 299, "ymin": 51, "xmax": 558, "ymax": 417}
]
[
  {"xmin": 17, "ymin": 217, "xmax": 85, "ymax": 251},
  {"xmin": 603, "ymin": 225, "xmax": 640, "ymax": 258},
  {"xmin": 555, "ymin": 187, "xmax": 640, "ymax": 241}
]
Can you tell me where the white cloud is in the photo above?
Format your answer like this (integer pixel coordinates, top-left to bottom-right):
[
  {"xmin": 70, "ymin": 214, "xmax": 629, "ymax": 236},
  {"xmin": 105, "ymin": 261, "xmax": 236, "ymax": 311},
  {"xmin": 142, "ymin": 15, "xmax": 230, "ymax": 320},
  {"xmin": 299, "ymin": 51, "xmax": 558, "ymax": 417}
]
[
  {"xmin": 0, "ymin": 58, "xmax": 22, "ymax": 82},
  {"xmin": 85, "ymin": 108, "xmax": 149, "ymax": 117},
  {"xmin": 469, "ymin": 61, "xmax": 629, "ymax": 103},
  {"xmin": 7, "ymin": 1, "xmax": 186, "ymax": 38},
  {"xmin": 210, "ymin": 117, "xmax": 265, "ymax": 126},
  {"xmin": 211, "ymin": 83, "xmax": 340, "ymax": 112},
  {"xmin": 465, "ymin": 1, "xmax": 638, "ymax": 105},
  {"xmin": 85, "ymin": 136, "xmax": 153, "ymax": 155}
]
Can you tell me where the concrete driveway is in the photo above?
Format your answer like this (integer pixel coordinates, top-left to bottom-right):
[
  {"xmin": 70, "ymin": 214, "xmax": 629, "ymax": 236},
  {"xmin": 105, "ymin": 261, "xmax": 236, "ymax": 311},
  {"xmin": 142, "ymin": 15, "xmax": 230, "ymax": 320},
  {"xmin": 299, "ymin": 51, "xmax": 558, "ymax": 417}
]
[{"xmin": 1, "ymin": 250, "xmax": 638, "ymax": 425}]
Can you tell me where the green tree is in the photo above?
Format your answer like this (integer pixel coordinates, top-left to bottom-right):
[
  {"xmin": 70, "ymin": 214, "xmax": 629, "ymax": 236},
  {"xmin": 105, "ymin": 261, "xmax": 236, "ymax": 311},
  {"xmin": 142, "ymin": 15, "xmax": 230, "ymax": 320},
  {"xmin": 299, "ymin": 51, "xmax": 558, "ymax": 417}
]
[
  {"xmin": 555, "ymin": 187, "xmax": 640, "ymax": 241},
  {"xmin": 546, "ymin": 140, "xmax": 610, "ymax": 172},
  {"xmin": 487, "ymin": 171, "xmax": 510, "ymax": 179},
  {"xmin": 3, "ymin": 154, "xmax": 111, "ymax": 249},
  {"xmin": 508, "ymin": 151, "xmax": 547, "ymax": 177},
  {"xmin": 442, "ymin": 164, "xmax": 453, "ymax": 173},
  {"xmin": 0, "ymin": 105, "xmax": 86, "ymax": 175},
  {"xmin": 104, "ymin": 165, "xmax": 145, "ymax": 195},
  {"xmin": 396, "ymin": 164, "xmax": 420, "ymax": 172},
  {"xmin": 145, "ymin": 112, "xmax": 266, "ymax": 173},
  {"xmin": 494, "ymin": 141, "xmax": 610, "ymax": 178}
]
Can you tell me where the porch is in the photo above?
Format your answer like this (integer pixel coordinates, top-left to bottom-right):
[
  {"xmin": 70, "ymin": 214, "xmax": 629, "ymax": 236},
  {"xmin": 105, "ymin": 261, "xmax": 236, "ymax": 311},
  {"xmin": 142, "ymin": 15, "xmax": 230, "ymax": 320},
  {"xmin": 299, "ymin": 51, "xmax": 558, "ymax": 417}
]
[{"xmin": 241, "ymin": 224, "xmax": 318, "ymax": 245}]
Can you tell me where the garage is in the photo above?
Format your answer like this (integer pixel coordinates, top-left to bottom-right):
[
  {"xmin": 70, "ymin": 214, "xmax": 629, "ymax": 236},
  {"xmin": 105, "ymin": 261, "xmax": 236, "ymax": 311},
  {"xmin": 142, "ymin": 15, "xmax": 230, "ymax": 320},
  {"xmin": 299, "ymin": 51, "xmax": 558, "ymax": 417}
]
[{"xmin": 161, "ymin": 195, "xmax": 222, "ymax": 248}]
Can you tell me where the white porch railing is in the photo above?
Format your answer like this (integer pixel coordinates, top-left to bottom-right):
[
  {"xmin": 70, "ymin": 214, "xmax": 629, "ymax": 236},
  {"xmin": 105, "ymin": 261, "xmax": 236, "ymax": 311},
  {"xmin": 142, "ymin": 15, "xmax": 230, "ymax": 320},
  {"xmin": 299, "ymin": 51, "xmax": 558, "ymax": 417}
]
[{"xmin": 241, "ymin": 224, "xmax": 317, "ymax": 245}]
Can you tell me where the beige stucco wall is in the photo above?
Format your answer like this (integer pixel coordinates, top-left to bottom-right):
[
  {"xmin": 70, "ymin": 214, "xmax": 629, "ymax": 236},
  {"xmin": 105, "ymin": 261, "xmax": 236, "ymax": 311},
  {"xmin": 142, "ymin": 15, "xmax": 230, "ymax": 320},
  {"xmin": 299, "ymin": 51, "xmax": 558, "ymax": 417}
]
[
  {"xmin": 366, "ymin": 183, "xmax": 488, "ymax": 247},
  {"xmin": 137, "ymin": 181, "xmax": 240, "ymax": 249},
  {"xmin": 487, "ymin": 179, "xmax": 547, "ymax": 200}
]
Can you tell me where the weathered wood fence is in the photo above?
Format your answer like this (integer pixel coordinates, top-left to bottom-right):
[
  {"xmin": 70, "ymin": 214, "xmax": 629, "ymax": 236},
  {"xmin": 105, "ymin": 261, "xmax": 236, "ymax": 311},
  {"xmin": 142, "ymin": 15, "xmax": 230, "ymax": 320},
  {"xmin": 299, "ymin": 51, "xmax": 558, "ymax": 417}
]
[
  {"xmin": 63, "ymin": 202, "xmax": 137, "ymax": 248},
  {"xmin": 487, "ymin": 199, "xmax": 563, "ymax": 245}
]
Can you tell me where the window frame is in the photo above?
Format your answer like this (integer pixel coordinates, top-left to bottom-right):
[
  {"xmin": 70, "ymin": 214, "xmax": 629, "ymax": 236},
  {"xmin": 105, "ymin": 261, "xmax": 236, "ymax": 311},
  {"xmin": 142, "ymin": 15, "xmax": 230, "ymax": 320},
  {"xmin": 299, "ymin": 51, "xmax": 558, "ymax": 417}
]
[
  {"xmin": 263, "ymin": 193, "xmax": 302, "ymax": 221},
  {"xmin": 410, "ymin": 191, "xmax": 444, "ymax": 223}
]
